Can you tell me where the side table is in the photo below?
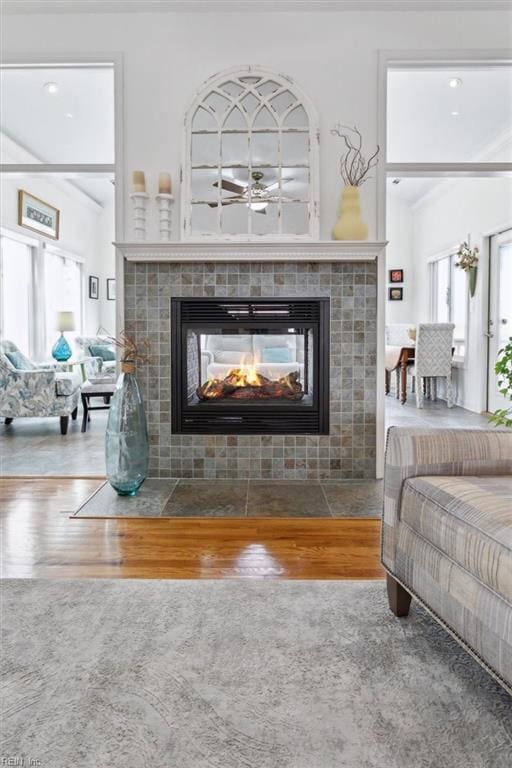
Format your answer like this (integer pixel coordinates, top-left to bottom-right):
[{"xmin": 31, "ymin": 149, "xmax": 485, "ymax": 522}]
[{"xmin": 81, "ymin": 381, "xmax": 116, "ymax": 433}]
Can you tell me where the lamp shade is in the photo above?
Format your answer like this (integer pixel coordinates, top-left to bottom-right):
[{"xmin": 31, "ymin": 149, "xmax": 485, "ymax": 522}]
[{"xmin": 56, "ymin": 311, "xmax": 75, "ymax": 332}]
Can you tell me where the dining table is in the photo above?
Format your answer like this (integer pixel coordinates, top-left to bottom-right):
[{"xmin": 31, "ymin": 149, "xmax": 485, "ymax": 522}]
[{"xmin": 385, "ymin": 345, "xmax": 415, "ymax": 404}]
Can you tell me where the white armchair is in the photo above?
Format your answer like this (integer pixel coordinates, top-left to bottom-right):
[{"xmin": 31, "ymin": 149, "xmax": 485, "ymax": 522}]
[
  {"xmin": 0, "ymin": 341, "xmax": 81, "ymax": 434},
  {"xmin": 75, "ymin": 335, "xmax": 116, "ymax": 378}
]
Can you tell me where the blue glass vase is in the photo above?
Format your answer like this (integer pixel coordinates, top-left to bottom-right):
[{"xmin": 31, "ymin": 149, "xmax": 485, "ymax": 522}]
[
  {"xmin": 52, "ymin": 333, "xmax": 72, "ymax": 362},
  {"xmin": 106, "ymin": 364, "xmax": 149, "ymax": 496}
]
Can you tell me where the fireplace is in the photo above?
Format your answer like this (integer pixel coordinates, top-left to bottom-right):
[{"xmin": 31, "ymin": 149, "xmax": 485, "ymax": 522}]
[{"xmin": 171, "ymin": 297, "xmax": 329, "ymax": 434}]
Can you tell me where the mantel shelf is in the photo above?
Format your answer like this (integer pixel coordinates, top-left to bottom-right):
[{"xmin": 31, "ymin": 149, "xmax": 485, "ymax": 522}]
[{"xmin": 114, "ymin": 240, "xmax": 387, "ymax": 263}]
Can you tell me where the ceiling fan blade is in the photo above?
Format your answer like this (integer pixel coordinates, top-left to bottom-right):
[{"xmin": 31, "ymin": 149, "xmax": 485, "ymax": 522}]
[
  {"xmin": 207, "ymin": 196, "xmax": 244, "ymax": 208},
  {"xmin": 213, "ymin": 179, "xmax": 246, "ymax": 194},
  {"xmin": 266, "ymin": 178, "xmax": 295, "ymax": 191}
]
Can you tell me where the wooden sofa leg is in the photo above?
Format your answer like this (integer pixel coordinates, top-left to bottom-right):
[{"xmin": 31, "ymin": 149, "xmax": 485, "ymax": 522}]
[
  {"xmin": 386, "ymin": 574, "xmax": 412, "ymax": 617},
  {"xmin": 71, "ymin": 407, "xmax": 78, "ymax": 421},
  {"xmin": 5, "ymin": 417, "xmax": 13, "ymax": 425},
  {"xmin": 60, "ymin": 416, "xmax": 69, "ymax": 435}
]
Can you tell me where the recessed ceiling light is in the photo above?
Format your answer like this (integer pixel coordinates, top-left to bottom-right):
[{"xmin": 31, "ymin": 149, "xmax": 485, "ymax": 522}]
[
  {"xmin": 451, "ymin": 111, "xmax": 460, "ymax": 117},
  {"xmin": 66, "ymin": 113, "xmax": 73, "ymax": 119},
  {"xmin": 449, "ymin": 78, "xmax": 463, "ymax": 88},
  {"xmin": 44, "ymin": 82, "xmax": 58, "ymax": 94}
]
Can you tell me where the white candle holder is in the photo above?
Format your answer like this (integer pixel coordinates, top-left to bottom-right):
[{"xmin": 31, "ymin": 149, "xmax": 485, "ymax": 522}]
[
  {"xmin": 129, "ymin": 192, "xmax": 150, "ymax": 241},
  {"xmin": 155, "ymin": 193, "xmax": 175, "ymax": 242}
]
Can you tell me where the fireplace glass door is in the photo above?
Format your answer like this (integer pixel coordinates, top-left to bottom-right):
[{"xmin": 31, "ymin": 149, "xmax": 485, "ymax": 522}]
[{"xmin": 171, "ymin": 298, "xmax": 329, "ymax": 434}]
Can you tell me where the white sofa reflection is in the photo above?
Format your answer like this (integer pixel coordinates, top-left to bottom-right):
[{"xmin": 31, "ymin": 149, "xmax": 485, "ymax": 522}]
[{"xmin": 200, "ymin": 334, "xmax": 305, "ymax": 383}]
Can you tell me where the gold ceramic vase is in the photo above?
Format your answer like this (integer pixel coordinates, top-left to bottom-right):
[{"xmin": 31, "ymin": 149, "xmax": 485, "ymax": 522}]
[{"xmin": 332, "ymin": 185, "xmax": 368, "ymax": 241}]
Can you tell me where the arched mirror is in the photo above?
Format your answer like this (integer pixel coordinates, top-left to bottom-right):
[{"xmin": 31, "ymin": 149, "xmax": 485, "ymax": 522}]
[{"xmin": 182, "ymin": 67, "xmax": 319, "ymax": 240}]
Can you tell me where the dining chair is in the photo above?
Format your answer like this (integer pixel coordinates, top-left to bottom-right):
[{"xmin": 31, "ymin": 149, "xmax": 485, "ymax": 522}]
[{"xmin": 410, "ymin": 323, "xmax": 455, "ymax": 409}]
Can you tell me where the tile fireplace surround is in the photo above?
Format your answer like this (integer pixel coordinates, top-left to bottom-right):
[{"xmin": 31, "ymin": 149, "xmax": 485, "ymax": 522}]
[{"xmin": 120, "ymin": 242, "xmax": 384, "ymax": 480}]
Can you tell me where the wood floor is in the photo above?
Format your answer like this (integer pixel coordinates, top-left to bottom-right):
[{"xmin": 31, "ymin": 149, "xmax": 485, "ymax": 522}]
[{"xmin": 0, "ymin": 478, "xmax": 384, "ymax": 580}]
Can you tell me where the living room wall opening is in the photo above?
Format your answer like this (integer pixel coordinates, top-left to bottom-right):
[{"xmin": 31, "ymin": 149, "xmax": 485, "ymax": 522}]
[
  {"xmin": 381, "ymin": 53, "xmax": 512, "ymax": 420},
  {"xmin": 0, "ymin": 61, "xmax": 118, "ymax": 359}
]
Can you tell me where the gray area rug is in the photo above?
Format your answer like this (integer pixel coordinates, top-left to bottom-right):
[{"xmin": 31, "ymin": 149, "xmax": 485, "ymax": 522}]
[{"xmin": 2, "ymin": 579, "xmax": 511, "ymax": 768}]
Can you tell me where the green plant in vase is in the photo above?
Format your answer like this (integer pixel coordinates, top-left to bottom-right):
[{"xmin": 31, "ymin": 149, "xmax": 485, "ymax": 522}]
[
  {"xmin": 455, "ymin": 241, "xmax": 479, "ymax": 297},
  {"xmin": 488, "ymin": 336, "xmax": 512, "ymax": 428},
  {"xmin": 105, "ymin": 331, "xmax": 151, "ymax": 496}
]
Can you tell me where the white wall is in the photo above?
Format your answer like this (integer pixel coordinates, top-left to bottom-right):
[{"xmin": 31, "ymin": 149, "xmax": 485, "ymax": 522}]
[
  {"xmin": 2, "ymin": 9, "xmax": 511, "ymax": 242},
  {"xmin": 97, "ymin": 193, "xmax": 116, "ymax": 336},
  {"xmin": 385, "ymin": 194, "xmax": 414, "ymax": 324}
]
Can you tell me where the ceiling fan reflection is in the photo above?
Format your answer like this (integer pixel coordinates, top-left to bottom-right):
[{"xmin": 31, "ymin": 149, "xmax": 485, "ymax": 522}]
[{"xmin": 208, "ymin": 171, "xmax": 295, "ymax": 214}]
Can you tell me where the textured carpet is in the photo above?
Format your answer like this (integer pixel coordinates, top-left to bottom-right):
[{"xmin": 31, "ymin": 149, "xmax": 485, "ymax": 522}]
[{"xmin": 2, "ymin": 580, "xmax": 511, "ymax": 768}]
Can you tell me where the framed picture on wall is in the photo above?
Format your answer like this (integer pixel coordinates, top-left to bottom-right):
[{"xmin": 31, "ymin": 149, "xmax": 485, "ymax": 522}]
[
  {"xmin": 389, "ymin": 269, "xmax": 404, "ymax": 283},
  {"xmin": 107, "ymin": 278, "xmax": 116, "ymax": 301},
  {"xmin": 389, "ymin": 287, "xmax": 403, "ymax": 301},
  {"xmin": 89, "ymin": 275, "xmax": 99, "ymax": 300},
  {"xmin": 18, "ymin": 189, "xmax": 60, "ymax": 240}
]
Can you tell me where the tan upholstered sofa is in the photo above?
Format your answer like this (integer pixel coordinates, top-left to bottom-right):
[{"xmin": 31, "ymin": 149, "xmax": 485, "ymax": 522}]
[{"xmin": 382, "ymin": 427, "xmax": 512, "ymax": 694}]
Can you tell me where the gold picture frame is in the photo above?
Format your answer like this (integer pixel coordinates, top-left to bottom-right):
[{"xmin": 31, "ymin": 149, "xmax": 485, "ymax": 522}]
[{"xmin": 18, "ymin": 189, "xmax": 60, "ymax": 240}]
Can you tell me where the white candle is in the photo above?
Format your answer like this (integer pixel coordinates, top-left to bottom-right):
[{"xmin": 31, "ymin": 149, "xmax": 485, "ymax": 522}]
[
  {"xmin": 132, "ymin": 170, "xmax": 146, "ymax": 193},
  {"xmin": 158, "ymin": 172, "xmax": 172, "ymax": 194}
]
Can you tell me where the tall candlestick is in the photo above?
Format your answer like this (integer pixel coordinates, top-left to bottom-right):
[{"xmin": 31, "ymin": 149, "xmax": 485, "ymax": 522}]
[
  {"xmin": 158, "ymin": 172, "xmax": 172, "ymax": 194},
  {"xmin": 129, "ymin": 191, "xmax": 149, "ymax": 241},
  {"xmin": 132, "ymin": 170, "xmax": 146, "ymax": 193},
  {"xmin": 155, "ymin": 192, "xmax": 174, "ymax": 242}
]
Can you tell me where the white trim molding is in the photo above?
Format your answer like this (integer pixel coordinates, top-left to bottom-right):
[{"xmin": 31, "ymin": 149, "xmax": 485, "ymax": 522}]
[{"xmin": 115, "ymin": 240, "xmax": 386, "ymax": 263}]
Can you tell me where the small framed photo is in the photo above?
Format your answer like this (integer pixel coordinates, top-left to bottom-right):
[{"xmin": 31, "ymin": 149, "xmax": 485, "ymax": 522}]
[
  {"xmin": 89, "ymin": 276, "xmax": 99, "ymax": 300},
  {"xmin": 389, "ymin": 287, "xmax": 403, "ymax": 301},
  {"xmin": 18, "ymin": 189, "xmax": 60, "ymax": 240},
  {"xmin": 107, "ymin": 278, "xmax": 116, "ymax": 301},
  {"xmin": 389, "ymin": 269, "xmax": 404, "ymax": 283}
]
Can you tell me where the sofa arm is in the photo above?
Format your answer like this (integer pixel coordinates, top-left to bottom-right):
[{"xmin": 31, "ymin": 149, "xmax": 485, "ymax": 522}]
[{"xmin": 382, "ymin": 427, "xmax": 512, "ymax": 571}]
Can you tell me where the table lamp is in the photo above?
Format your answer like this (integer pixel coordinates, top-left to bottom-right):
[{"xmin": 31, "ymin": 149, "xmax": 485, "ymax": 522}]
[{"xmin": 52, "ymin": 311, "xmax": 75, "ymax": 362}]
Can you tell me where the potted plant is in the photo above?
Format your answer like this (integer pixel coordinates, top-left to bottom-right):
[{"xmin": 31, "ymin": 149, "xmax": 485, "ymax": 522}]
[
  {"xmin": 455, "ymin": 241, "xmax": 479, "ymax": 297},
  {"xmin": 330, "ymin": 124, "xmax": 379, "ymax": 241},
  {"xmin": 489, "ymin": 337, "xmax": 512, "ymax": 428}
]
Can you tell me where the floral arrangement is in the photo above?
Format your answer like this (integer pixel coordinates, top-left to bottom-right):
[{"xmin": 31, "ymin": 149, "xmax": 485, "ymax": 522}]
[
  {"xmin": 330, "ymin": 124, "xmax": 380, "ymax": 187},
  {"xmin": 109, "ymin": 330, "xmax": 151, "ymax": 365},
  {"xmin": 455, "ymin": 241, "xmax": 479, "ymax": 271}
]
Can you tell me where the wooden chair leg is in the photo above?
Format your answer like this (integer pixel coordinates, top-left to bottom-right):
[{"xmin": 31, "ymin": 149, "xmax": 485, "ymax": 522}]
[
  {"xmin": 71, "ymin": 407, "xmax": 78, "ymax": 421},
  {"xmin": 60, "ymin": 416, "xmax": 69, "ymax": 435},
  {"xmin": 386, "ymin": 574, "xmax": 412, "ymax": 617},
  {"xmin": 4, "ymin": 417, "xmax": 13, "ymax": 425}
]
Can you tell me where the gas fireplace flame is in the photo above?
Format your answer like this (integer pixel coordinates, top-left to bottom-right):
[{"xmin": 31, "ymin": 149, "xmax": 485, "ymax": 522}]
[
  {"xmin": 197, "ymin": 353, "xmax": 304, "ymax": 402},
  {"xmin": 228, "ymin": 354, "xmax": 262, "ymax": 387}
]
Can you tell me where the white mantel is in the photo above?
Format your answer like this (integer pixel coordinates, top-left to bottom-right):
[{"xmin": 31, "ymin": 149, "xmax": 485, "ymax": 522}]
[{"xmin": 114, "ymin": 240, "xmax": 387, "ymax": 263}]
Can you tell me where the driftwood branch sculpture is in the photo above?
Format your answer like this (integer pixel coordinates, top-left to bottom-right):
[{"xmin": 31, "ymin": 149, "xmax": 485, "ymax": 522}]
[{"xmin": 331, "ymin": 124, "xmax": 380, "ymax": 187}]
